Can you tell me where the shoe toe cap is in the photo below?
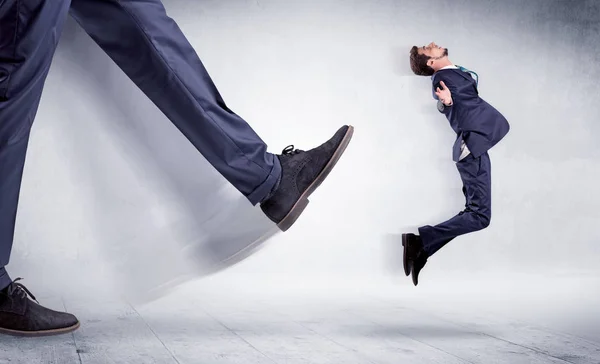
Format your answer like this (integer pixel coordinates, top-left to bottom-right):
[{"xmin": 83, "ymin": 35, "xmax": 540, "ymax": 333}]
[{"xmin": 29, "ymin": 301, "xmax": 80, "ymax": 331}]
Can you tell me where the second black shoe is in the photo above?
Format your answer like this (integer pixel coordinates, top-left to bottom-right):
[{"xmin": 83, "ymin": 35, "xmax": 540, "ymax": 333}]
[
  {"xmin": 410, "ymin": 250, "xmax": 428, "ymax": 286},
  {"xmin": 260, "ymin": 125, "xmax": 354, "ymax": 231},
  {"xmin": 402, "ymin": 233, "xmax": 423, "ymax": 276}
]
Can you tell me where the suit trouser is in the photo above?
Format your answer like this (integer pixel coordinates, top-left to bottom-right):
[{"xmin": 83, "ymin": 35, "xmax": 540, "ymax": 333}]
[
  {"xmin": 418, "ymin": 152, "xmax": 492, "ymax": 257},
  {"xmin": 0, "ymin": 0, "xmax": 282, "ymax": 289}
]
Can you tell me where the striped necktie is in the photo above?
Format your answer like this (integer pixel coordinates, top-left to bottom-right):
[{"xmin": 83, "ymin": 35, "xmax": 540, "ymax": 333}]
[{"xmin": 456, "ymin": 65, "xmax": 479, "ymax": 86}]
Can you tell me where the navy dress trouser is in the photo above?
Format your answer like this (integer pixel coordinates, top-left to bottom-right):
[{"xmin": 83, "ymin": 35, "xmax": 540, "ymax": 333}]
[
  {"xmin": 418, "ymin": 152, "xmax": 492, "ymax": 257},
  {"xmin": 0, "ymin": 0, "xmax": 282, "ymax": 289}
]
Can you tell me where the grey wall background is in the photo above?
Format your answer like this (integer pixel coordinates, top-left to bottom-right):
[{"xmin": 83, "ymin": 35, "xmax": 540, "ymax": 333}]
[{"xmin": 6, "ymin": 0, "xmax": 599, "ymax": 300}]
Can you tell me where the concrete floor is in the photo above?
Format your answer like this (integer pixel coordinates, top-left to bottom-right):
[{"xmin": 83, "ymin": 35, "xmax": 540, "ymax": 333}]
[{"xmin": 2, "ymin": 274, "xmax": 599, "ymax": 364}]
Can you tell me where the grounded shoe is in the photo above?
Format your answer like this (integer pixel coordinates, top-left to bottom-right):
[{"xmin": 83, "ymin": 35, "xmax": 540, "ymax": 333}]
[
  {"xmin": 260, "ymin": 125, "xmax": 354, "ymax": 231},
  {"xmin": 0, "ymin": 278, "xmax": 80, "ymax": 337},
  {"xmin": 402, "ymin": 233, "xmax": 423, "ymax": 276}
]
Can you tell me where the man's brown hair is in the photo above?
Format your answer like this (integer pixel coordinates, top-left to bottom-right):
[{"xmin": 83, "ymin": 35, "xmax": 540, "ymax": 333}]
[{"xmin": 409, "ymin": 46, "xmax": 435, "ymax": 76}]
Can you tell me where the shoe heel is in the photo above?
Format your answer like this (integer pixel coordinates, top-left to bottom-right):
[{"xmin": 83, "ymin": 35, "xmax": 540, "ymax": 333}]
[
  {"xmin": 277, "ymin": 198, "xmax": 310, "ymax": 232},
  {"xmin": 402, "ymin": 234, "xmax": 410, "ymax": 276}
]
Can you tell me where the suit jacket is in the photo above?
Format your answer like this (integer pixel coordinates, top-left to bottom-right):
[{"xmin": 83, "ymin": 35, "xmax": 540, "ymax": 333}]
[{"xmin": 431, "ymin": 68, "xmax": 510, "ymax": 162}]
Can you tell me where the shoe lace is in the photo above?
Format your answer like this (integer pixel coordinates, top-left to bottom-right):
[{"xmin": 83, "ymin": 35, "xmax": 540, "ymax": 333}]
[
  {"xmin": 282, "ymin": 145, "xmax": 303, "ymax": 156},
  {"xmin": 5, "ymin": 278, "xmax": 38, "ymax": 304}
]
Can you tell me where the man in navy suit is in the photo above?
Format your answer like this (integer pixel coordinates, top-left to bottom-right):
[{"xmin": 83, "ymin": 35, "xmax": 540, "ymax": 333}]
[
  {"xmin": 0, "ymin": 0, "xmax": 353, "ymax": 336},
  {"xmin": 402, "ymin": 42, "xmax": 510, "ymax": 286}
]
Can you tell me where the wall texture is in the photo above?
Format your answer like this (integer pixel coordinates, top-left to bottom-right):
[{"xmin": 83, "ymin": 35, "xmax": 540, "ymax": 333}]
[{"xmin": 6, "ymin": 0, "xmax": 599, "ymax": 300}]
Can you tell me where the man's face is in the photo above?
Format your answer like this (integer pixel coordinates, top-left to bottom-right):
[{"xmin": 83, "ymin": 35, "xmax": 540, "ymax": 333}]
[{"xmin": 419, "ymin": 42, "xmax": 449, "ymax": 61}]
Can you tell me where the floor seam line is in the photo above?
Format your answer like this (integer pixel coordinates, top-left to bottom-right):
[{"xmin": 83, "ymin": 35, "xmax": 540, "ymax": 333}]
[
  {"xmin": 200, "ymin": 305, "xmax": 280, "ymax": 364},
  {"xmin": 127, "ymin": 301, "xmax": 182, "ymax": 364},
  {"xmin": 61, "ymin": 298, "xmax": 83, "ymax": 364}
]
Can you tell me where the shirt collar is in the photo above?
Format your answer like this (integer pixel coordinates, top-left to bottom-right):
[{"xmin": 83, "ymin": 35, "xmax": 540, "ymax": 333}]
[{"xmin": 431, "ymin": 65, "xmax": 457, "ymax": 81}]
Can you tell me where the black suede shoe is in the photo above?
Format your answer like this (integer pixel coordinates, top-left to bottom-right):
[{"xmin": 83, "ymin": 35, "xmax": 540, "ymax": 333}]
[
  {"xmin": 260, "ymin": 125, "xmax": 354, "ymax": 231},
  {"xmin": 402, "ymin": 233, "xmax": 422, "ymax": 276},
  {"xmin": 0, "ymin": 278, "xmax": 80, "ymax": 337}
]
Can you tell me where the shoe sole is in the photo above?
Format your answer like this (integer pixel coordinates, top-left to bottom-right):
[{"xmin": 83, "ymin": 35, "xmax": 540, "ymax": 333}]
[
  {"xmin": 0, "ymin": 321, "xmax": 80, "ymax": 337},
  {"xmin": 277, "ymin": 125, "xmax": 355, "ymax": 232},
  {"xmin": 401, "ymin": 234, "xmax": 411, "ymax": 276}
]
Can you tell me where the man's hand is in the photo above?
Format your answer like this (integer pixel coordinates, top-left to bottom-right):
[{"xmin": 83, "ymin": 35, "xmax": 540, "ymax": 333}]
[{"xmin": 435, "ymin": 81, "xmax": 453, "ymax": 106}]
